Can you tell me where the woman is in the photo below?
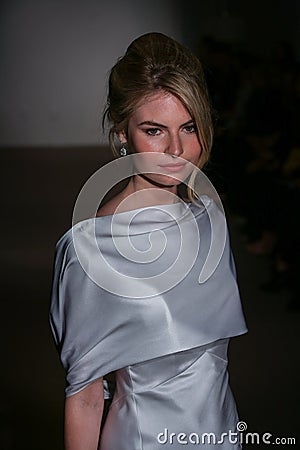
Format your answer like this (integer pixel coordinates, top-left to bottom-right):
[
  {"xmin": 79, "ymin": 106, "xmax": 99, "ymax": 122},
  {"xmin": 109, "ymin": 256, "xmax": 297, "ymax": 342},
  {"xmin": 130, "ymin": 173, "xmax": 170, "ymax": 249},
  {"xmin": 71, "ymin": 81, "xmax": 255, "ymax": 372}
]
[{"xmin": 50, "ymin": 33, "xmax": 247, "ymax": 449}]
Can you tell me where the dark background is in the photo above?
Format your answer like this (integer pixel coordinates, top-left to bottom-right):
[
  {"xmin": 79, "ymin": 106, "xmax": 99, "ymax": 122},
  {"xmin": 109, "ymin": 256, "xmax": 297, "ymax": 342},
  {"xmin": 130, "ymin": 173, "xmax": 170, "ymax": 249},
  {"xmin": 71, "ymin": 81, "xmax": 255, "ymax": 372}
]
[{"xmin": 1, "ymin": 1, "xmax": 299, "ymax": 448}]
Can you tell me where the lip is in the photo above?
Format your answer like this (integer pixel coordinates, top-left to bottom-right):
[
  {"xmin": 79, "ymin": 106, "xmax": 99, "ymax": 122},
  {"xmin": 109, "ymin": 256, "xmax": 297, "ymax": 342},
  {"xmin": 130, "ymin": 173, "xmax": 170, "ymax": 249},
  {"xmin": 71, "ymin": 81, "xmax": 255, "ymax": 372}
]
[{"xmin": 158, "ymin": 162, "xmax": 187, "ymax": 172}]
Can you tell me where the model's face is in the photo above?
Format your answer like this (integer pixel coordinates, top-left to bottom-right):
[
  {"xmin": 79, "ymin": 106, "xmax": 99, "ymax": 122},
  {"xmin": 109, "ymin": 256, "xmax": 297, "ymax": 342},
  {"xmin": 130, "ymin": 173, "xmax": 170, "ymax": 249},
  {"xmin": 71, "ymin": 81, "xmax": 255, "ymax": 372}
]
[{"xmin": 119, "ymin": 91, "xmax": 201, "ymax": 187}]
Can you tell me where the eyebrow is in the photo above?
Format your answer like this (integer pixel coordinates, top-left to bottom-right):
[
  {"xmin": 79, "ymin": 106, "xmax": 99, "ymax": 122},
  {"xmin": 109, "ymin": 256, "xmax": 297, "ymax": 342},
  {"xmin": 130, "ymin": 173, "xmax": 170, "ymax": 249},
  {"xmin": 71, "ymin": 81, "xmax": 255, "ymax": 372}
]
[{"xmin": 137, "ymin": 119, "xmax": 194, "ymax": 128}]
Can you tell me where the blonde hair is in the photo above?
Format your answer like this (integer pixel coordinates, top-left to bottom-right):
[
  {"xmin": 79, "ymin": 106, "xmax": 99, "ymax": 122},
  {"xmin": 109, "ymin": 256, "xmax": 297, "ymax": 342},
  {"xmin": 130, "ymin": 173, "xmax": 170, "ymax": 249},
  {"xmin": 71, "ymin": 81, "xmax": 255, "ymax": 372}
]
[{"xmin": 102, "ymin": 32, "xmax": 213, "ymax": 200}]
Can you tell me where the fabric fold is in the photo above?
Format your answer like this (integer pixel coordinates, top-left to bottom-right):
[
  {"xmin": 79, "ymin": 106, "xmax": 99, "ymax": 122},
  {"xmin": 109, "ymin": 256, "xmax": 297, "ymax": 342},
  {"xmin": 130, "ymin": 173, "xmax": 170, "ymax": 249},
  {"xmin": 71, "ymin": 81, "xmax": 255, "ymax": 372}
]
[{"xmin": 49, "ymin": 196, "xmax": 247, "ymax": 397}]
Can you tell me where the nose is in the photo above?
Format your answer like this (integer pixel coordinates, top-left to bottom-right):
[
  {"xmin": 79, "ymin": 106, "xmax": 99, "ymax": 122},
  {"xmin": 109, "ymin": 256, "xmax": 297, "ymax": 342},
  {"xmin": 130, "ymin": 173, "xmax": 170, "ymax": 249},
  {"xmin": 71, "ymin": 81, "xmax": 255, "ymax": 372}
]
[{"xmin": 165, "ymin": 133, "xmax": 183, "ymax": 157}]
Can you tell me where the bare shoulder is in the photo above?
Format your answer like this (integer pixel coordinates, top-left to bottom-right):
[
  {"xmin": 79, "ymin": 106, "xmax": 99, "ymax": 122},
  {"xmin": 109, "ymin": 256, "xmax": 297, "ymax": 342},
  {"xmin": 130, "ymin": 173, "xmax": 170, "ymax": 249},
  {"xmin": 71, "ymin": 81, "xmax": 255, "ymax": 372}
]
[
  {"xmin": 96, "ymin": 193, "xmax": 124, "ymax": 217},
  {"xmin": 96, "ymin": 200, "xmax": 117, "ymax": 217}
]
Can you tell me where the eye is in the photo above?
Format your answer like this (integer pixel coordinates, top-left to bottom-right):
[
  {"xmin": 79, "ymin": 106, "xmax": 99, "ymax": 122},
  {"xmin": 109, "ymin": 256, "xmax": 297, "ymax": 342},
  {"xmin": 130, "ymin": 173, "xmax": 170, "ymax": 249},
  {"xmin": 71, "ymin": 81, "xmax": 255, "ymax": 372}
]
[
  {"xmin": 183, "ymin": 124, "xmax": 196, "ymax": 133},
  {"xmin": 145, "ymin": 128, "xmax": 161, "ymax": 136}
]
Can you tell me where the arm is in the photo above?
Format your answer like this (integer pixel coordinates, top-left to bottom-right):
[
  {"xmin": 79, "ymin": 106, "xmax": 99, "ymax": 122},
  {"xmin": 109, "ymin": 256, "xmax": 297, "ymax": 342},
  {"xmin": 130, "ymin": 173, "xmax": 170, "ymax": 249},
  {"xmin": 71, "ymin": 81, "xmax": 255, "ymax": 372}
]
[{"xmin": 64, "ymin": 377, "xmax": 104, "ymax": 450}]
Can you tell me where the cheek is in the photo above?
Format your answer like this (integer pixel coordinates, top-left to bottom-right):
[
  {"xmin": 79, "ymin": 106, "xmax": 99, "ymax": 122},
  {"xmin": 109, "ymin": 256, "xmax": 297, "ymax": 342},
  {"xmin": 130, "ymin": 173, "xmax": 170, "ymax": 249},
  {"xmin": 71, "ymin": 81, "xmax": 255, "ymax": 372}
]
[
  {"xmin": 127, "ymin": 130, "xmax": 144, "ymax": 153},
  {"xmin": 128, "ymin": 130, "xmax": 164, "ymax": 154},
  {"xmin": 187, "ymin": 138, "xmax": 202, "ymax": 162},
  {"xmin": 133, "ymin": 139, "xmax": 163, "ymax": 154},
  {"xmin": 194, "ymin": 148, "xmax": 202, "ymax": 164},
  {"xmin": 132, "ymin": 152, "xmax": 167, "ymax": 176}
]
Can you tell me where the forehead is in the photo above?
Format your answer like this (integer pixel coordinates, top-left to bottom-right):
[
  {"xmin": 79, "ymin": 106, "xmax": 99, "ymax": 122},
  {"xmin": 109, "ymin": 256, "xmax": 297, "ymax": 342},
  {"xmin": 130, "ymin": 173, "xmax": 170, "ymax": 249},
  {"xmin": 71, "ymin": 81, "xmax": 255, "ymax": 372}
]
[{"xmin": 131, "ymin": 91, "xmax": 192, "ymax": 122}]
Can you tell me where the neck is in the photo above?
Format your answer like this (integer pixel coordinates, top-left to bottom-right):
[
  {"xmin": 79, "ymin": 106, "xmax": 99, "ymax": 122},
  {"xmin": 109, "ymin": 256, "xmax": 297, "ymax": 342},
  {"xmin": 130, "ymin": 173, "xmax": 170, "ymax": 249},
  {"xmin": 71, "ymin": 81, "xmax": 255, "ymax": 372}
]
[{"xmin": 119, "ymin": 175, "xmax": 179, "ymax": 211}]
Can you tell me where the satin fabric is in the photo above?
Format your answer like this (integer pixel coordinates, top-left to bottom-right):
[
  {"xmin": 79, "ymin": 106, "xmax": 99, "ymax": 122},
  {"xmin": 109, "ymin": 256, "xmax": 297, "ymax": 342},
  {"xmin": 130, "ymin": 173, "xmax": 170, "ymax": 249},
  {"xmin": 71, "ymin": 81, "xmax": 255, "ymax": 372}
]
[
  {"xmin": 50, "ymin": 197, "xmax": 247, "ymax": 396},
  {"xmin": 100, "ymin": 339, "xmax": 240, "ymax": 449},
  {"xmin": 49, "ymin": 196, "xmax": 247, "ymax": 448}
]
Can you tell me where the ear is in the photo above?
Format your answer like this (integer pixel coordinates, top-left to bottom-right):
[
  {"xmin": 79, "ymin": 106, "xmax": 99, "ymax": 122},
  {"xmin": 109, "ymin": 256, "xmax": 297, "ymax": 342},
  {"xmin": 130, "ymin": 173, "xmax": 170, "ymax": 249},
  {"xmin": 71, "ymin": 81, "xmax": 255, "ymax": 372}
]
[{"xmin": 117, "ymin": 129, "xmax": 127, "ymax": 144}]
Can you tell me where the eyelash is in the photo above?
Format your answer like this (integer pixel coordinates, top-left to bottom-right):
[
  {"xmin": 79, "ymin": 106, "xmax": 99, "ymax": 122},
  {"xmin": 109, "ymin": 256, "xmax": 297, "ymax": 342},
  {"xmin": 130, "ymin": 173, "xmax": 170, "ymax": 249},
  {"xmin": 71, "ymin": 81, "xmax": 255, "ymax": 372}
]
[
  {"xmin": 144, "ymin": 125, "xmax": 196, "ymax": 136},
  {"xmin": 184, "ymin": 125, "xmax": 196, "ymax": 133},
  {"xmin": 145, "ymin": 128, "xmax": 161, "ymax": 136}
]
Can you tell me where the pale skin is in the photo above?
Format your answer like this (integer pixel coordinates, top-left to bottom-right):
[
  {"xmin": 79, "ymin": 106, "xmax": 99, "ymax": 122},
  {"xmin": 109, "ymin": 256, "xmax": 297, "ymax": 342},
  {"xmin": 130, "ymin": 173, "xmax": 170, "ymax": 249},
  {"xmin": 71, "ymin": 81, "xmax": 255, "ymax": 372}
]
[
  {"xmin": 64, "ymin": 378, "xmax": 104, "ymax": 450},
  {"xmin": 99, "ymin": 91, "xmax": 202, "ymax": 216},
  {"xmin": 64, "ymin": 90, "xmax": 201, "ymax": 450}
]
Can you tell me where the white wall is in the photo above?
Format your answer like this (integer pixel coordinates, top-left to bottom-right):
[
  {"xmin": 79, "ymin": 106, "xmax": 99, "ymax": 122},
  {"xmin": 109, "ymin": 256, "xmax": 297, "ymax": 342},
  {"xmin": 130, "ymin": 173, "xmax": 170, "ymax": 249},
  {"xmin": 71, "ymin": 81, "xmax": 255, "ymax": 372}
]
[{"xmin": 0, "ymin": 0, "xmax": 182, "ymax": 146}]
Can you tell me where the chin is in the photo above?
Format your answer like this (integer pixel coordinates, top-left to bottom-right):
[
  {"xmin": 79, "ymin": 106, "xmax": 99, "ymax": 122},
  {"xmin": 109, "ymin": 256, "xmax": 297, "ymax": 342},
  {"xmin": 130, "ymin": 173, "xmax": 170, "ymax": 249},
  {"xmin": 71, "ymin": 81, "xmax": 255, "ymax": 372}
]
[{"xmin": 146, "ymin": 174, "xmax": 183, "ymax": 187}]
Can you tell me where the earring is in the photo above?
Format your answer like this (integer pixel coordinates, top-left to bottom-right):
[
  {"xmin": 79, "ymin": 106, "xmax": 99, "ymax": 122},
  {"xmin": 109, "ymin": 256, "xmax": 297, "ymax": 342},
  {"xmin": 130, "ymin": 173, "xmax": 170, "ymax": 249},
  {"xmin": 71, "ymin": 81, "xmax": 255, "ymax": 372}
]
[{"xmin": 120, "ymin": 144, "xmax": 127, "ymax": 156}]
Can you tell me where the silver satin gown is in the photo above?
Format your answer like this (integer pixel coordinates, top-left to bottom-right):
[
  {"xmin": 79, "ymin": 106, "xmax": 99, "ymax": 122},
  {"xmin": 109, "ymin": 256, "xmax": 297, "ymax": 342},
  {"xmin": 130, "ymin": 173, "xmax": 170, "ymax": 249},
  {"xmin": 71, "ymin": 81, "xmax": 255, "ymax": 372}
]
[{"xmin": 49, "ymin": 197, "xmax": 247, "ymax": 449}]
